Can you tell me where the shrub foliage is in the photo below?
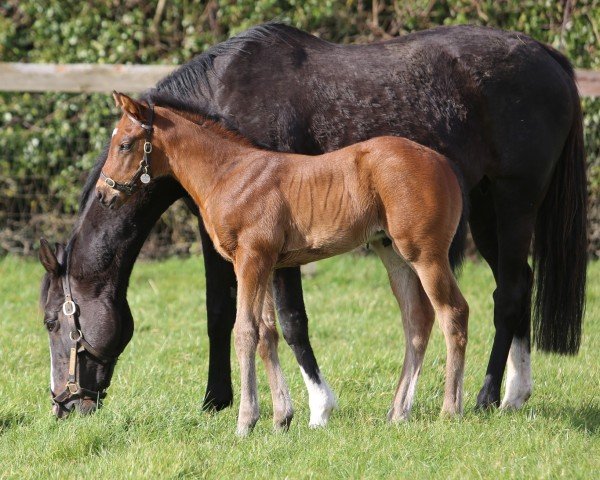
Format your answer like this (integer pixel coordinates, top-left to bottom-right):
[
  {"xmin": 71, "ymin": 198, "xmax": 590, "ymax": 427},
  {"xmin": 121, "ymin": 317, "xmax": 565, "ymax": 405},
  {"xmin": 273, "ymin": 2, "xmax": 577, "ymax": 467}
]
[{"xmin": 0, "ymin": 1, "xmax": 598, "ymax": 255}]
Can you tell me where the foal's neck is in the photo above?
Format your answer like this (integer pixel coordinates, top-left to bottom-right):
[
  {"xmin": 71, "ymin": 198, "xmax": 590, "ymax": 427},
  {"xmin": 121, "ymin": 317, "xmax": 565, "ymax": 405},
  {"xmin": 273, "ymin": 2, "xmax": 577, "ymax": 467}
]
[{"xmin": 160, "ymin": 108, "xmax": 259, "ymax": 209}]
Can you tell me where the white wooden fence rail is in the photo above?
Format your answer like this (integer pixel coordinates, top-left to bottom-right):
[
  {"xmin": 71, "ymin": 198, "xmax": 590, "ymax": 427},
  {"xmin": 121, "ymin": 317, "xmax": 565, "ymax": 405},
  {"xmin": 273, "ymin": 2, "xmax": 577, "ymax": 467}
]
[{"xmin": 0, "ymin": 62, "xmax": 599, "ymax": 97}]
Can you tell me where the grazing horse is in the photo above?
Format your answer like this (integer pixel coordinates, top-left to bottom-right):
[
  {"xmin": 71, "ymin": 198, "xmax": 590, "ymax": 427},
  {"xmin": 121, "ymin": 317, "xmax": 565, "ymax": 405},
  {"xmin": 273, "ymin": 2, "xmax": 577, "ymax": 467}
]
[
  {"xmin": 96, "ymin": 92, "xmax": 469, "ymax": 434},
  {"xmin": 40, "ymin": 23, "xmax": 586, "ymax": 422}
]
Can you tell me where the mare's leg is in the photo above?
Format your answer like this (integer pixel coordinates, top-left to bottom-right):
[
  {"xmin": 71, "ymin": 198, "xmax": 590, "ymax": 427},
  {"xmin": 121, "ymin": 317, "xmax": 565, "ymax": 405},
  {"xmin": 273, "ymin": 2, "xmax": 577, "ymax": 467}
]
[
  {"xmin": 198, "ymin": 221, "xmax": 235, "ymax": 411},
  {"xmin": 371, "ymin": 239, "xmax": 435, "ymax": 422},
  {"xmin": 470, "ymin": 185, "xmax": 532, "ymax": 410},
  {"xmin": 273, "ymin": 268, "xmax": 337, "ymax": 427},
  {"xmin": 233, "ymin": 249, "xmax": 275, "ymax": 436},
  {"xmin": 408, "ymin": 253, "xmax": 469, "ymax": 416},
  {"xmin": 257, "ymin": 282, "xmax": 294, "ymax": 431},
  {"xmin": 475, "ymin": 182, "xmax": 535, "ymax": 409}
]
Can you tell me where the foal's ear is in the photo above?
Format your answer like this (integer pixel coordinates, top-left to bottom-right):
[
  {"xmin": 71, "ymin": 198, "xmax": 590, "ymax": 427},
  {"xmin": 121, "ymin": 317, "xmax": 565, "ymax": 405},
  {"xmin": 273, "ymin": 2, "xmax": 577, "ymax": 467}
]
[
  {"xmin": 114, "ymin": 91, "xmax": 146, "ymax": 123},
  {"xmin": 39, "ymin": 238, "xmax": 60, "ymax": 276},
  {"xmin": 112, "ymin": 90, "xmax": 123, "ymax": 107}
]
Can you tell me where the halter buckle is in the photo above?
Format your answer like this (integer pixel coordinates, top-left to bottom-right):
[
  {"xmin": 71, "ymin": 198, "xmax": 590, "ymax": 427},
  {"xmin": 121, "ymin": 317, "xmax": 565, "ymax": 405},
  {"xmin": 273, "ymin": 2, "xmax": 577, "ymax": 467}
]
[
  {"xmin": 63, "ymin": 300, "xmax": 77, "ymax": 316},
  {"xmin": 67, "ymin": 382, "xmax": 79, "ymax": 395},
  {"xmin": 144, "ymin": 141, "xmax": 152, "ymax": 153},
  {"xmin": 104, "ymin": 177, "xmax": 116, "ymax": 188}
]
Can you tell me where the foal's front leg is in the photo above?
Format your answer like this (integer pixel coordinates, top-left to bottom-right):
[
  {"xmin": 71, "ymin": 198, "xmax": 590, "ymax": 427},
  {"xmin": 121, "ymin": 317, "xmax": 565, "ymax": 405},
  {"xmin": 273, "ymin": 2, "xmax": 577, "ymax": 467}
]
[{"xmin": 233, "ymin": 250, "xmax": 275, "ymax": 436}]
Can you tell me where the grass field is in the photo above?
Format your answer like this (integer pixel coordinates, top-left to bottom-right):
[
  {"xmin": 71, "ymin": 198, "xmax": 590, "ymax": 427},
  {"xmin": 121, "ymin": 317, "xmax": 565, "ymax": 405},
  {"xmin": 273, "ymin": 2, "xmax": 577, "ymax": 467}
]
[{"xmin": 0, "ymin": 254, "xmax": 598, "ymax": 479}]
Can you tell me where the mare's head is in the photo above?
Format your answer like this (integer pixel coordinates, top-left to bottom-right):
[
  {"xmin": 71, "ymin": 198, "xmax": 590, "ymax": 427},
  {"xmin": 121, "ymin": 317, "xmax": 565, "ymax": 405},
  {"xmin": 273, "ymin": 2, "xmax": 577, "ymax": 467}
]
[
  {"xmin": 96, "ymin": 92, "xmax": 171, "ymax": 209},
  {"xmin": 39, "ymin": 238, "xmax": 132, "ymax": 418}
]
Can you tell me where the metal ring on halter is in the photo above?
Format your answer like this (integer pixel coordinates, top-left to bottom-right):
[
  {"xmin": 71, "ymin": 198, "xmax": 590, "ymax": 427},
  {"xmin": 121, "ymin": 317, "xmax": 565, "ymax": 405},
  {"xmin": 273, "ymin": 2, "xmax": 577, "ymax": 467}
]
[
  {"xmin": 63, "ymin": 300, "xmax": 77, "ymax": 316},
  {"xmin": 69, "ymin": 329, "xmax": 83, "ymax": 342},
  {"xmin": 144, "ymin": 141, "xmax": 152, "ymax": 153},
  {"xmin": 104, "ymin": 177, "xmax": 116, "ymax": 188}
]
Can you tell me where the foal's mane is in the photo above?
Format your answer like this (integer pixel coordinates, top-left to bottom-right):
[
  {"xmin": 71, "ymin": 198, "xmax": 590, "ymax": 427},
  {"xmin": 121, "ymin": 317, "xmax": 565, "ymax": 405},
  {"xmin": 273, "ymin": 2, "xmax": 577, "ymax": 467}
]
[
  {"xmin": 141, "ymin": 90, "xmax": 256, "ymax": 149},
  {"xmin": 78, "ymin": 22, "xmax": 298, "ymax": 211}
]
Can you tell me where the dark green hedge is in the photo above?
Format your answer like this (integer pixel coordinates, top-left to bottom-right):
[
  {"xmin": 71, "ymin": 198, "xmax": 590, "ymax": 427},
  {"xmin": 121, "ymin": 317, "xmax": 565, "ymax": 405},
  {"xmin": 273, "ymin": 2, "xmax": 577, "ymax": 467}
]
[{"xmin": 1, "ymin": 1, "xmax": 598, "ymax": 255}]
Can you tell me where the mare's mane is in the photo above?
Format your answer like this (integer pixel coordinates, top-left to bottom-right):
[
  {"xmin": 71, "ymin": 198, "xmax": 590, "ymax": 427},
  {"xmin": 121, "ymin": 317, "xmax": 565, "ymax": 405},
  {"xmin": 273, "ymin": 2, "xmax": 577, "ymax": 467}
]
[{"xmin": 78, "ymin": 22, "xmax": 296, "ymax": 212}]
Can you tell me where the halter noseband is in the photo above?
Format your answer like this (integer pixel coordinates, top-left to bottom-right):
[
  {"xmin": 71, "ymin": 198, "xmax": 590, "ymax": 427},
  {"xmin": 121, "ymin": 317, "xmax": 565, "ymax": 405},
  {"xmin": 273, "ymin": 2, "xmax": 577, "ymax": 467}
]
[
  {"xmin": 51, "ymin": 261, "xmax": 117, "ymax": 409},
  {"xmin": 100, "ymin": 101, "xmax": 155, "ymax": 196}
]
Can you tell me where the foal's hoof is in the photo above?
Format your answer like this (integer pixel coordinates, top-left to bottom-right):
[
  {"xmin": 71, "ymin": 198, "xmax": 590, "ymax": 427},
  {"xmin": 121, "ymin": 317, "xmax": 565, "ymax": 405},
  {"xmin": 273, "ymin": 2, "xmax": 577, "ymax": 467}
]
[
  {"xmin": 273, "ymin": 408, "xmax": 294, "ymax": 432},
  {"xmin": 386, "ymin": 408, "xmax": 410, "ymax": 423},
  {"xmin": 236, "ymin": 424, "xmax": 254, "ymax": 437},
  {"xmin": 236, "ymin": 418, "xmax": 259, "ymax": 437},
  {"xmin": 439, "ymin": 408, "xmax": 463, "ymax": 419}
]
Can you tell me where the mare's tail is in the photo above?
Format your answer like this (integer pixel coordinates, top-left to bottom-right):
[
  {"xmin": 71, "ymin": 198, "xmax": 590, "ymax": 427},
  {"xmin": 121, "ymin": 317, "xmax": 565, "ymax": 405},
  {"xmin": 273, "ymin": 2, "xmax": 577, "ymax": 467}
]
[{"xmin": 532, "ymin": 43, "xmax": 588, "ymax": 354}]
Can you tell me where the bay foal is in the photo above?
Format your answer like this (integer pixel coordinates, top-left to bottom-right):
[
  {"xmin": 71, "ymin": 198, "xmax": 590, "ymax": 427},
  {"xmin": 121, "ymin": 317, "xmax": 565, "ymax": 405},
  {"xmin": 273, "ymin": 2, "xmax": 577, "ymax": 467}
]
[{"xmin": 97, "ymin": 93, "xmax": 469, "ymax": 435}]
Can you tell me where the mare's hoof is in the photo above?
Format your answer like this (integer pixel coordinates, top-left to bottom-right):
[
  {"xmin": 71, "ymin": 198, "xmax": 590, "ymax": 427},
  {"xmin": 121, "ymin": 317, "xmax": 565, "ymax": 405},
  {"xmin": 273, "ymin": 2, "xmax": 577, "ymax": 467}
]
[
  {"xmin": 202, "ymin": 390, "xmax": 233, "ymax": 412},
  {"xmin": 500, "ymin": 390, "xmax": 532, "ymax": 410},
  {"xmin": 476, "ymin": 388, "xmax": 500, "ymax": 410}
]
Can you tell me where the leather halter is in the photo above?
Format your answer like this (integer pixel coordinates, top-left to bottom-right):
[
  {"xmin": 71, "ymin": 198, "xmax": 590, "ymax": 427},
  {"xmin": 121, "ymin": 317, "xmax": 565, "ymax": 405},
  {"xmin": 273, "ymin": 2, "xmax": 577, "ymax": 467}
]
[
  {"xmin": 100, "ymin": 102, "xmax": 155, "ymax": 195},
  {"xmin": 50, "ymin": 260, "xmax": 117, "ymax": 409}
]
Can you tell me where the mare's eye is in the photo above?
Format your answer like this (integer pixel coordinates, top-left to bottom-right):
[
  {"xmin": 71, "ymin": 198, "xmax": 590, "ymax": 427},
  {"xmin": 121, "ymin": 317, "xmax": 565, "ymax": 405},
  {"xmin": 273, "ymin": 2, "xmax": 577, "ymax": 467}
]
[
  {"xmin": 44, "ymin": 317, "xmax": 58, "ymax": 332},
  {"xmin": 119, "ymin": 142, "xmax": 131, "ymax": 152}
]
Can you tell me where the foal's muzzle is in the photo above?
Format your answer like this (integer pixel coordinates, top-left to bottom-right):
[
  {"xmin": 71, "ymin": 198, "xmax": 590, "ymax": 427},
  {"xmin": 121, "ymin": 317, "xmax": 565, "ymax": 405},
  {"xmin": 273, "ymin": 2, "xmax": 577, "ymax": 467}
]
[{"xmin": 96, "ymin": 187, "xmax": 120, "ymax": 209}]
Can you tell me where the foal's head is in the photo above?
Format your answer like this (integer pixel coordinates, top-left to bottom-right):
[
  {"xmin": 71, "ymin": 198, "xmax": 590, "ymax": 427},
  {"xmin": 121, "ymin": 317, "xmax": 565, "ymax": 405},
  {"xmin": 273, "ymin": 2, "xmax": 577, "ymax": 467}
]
[{"xmin": 96, "ymin": 92, "xmax": 170, "ymax": 209}]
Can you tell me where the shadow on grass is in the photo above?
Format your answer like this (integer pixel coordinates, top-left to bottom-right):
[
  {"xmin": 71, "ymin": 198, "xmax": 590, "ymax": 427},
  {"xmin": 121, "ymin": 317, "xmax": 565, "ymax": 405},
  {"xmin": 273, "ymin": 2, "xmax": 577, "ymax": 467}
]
[
  {"xmin": 539, "ymin": 403, "xmax": 600, "ymax": 435},
  {"xmin": 0, "ymin": 412, "xmax": 28, "ymax": 433}
]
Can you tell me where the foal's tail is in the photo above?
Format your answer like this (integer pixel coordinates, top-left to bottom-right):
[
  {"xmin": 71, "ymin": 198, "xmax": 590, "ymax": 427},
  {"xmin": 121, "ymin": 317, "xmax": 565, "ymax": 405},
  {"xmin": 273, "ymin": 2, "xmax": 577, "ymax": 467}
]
[
  {"xmin": 448, "ymin": 164, "xmax": 469, "ymax": 275},
  {"xmin": 533, "ymin": 44, "xmax": 587, "ymax": 354}
]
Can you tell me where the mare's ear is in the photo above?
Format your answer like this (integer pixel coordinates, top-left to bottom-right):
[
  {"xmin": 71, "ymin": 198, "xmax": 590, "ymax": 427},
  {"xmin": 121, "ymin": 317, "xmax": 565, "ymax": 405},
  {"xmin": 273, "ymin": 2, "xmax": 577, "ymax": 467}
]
[
  {"xmin": 54, "ymin": 242, "xmax": 66, "ymax": 264},
  {"xmin": 39, "ymin": 238, "xmax": 60, "ymax": 275},
  {"xmin": 114, "ymin": 91, "xmax": 146, "ymax": 124}
]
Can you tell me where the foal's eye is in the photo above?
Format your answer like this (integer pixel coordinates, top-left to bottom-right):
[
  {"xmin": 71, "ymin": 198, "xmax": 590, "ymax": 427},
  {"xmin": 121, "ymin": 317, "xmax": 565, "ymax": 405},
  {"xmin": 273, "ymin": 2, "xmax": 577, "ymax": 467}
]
[{"xmin": 119, "ymin": 142, "xmax": 131, "ymax": 152}]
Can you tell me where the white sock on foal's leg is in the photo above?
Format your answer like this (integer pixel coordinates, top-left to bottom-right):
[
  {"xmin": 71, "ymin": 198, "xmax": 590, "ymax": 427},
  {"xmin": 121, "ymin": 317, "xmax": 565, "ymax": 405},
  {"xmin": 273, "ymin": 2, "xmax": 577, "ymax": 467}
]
[
  {"xmin": 501, "ymin": 335, "xmax": 532, "ymax": 409},
  {"xmin": 300, "ymin": 368, "xmax": 337, "ymax": 427}
]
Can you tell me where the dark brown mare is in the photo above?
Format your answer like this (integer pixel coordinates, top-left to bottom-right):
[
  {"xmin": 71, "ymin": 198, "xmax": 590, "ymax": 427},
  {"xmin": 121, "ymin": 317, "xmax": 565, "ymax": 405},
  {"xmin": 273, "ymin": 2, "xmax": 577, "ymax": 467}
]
[
  {"xmin": 97, "ymin": 92, "xmax": 469, "ymax": 434},
  {"xmin": 40, "ymin": 24, "xmax": 586, "ymax": 422}
]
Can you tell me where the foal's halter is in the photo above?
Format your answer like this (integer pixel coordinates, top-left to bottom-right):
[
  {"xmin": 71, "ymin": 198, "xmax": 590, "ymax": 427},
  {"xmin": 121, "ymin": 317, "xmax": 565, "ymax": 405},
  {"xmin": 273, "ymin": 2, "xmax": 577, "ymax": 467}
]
[
  {"xmin": 100, "ymin": 102, "xmax": 155, "ymax": 196},
  {"xmin": 50, "ymin": 264, "xmax": 117, "ymax": 408}
]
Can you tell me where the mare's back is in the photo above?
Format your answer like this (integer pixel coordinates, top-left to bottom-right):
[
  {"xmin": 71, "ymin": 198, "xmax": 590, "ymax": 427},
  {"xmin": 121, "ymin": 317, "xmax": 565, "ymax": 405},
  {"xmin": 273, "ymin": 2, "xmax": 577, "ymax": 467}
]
[{"xmin": 206, "ymin": 24, "xmax": 565, "ymax": 173}]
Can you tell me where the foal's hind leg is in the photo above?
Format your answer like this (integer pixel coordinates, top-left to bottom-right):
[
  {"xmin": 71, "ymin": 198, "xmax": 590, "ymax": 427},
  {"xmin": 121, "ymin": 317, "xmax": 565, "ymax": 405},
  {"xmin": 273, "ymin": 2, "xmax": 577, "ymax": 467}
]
[
  {"xmin": 258, "ymin": 283, "xmax": 294, "ymax": 431},
  {"xmin": 371, "ymin": 240, "xmax": 435, "ymax": 422},
  {"xmin": 409, "ymin": 254, "xmax": 469, "ymax": 416}
]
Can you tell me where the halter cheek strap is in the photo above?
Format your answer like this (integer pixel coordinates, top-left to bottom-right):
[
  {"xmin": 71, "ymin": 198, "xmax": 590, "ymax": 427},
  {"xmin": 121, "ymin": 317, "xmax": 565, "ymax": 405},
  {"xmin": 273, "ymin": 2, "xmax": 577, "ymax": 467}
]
[
  {"xmin": 51, "ymin": 265, "xmax": 117, "ymax": 408},
  {"xmin": 100, "ymin": 101, "xmax": 155, "ymax": 196}
]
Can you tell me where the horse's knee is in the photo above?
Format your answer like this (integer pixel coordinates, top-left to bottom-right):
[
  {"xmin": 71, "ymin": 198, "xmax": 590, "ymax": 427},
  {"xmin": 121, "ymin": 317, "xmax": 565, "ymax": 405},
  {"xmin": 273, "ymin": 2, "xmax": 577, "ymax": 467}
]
[{"xmin": 234, "ymin": 322, "xmax": 259, "ymax": 352}]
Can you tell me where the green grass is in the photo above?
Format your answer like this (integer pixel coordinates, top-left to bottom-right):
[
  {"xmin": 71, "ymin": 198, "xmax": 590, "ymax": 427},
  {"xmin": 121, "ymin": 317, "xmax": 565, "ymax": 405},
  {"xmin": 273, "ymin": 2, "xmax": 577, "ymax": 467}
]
[{"xmin": 0, "ymin": 254, "xmax": 598, "ymax": 479}]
